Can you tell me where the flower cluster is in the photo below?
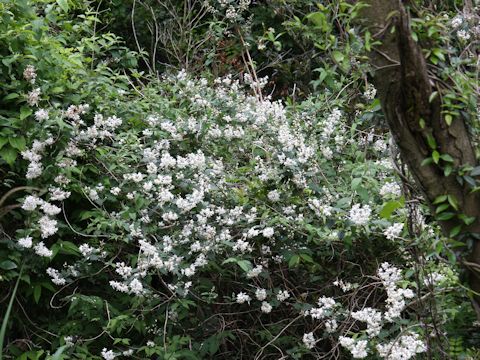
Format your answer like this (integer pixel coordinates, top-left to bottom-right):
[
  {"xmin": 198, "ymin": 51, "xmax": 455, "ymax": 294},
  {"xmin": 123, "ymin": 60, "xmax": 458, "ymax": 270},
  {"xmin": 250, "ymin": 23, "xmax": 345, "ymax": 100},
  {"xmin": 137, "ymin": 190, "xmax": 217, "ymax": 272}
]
[
  {"xmin": 376, "ymin": 333, "xmax": 426, "ymax": 360},
  {"xmin": 348, "ymin": 204, "xmax": 372, "ymax": 226}
]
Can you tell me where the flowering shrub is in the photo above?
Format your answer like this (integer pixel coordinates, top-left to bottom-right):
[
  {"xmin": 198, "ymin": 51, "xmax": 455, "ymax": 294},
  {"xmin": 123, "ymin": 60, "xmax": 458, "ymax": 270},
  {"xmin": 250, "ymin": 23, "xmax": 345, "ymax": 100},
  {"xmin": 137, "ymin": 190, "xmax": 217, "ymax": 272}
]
[{"xmin": 1, "ymin": 63, "xmax": 467, "ymax": 358}]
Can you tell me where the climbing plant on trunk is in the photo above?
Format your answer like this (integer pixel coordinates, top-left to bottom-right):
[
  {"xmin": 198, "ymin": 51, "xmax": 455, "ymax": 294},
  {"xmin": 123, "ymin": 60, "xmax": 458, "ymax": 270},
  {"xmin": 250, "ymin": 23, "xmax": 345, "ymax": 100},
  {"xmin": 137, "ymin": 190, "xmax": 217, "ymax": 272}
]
[{"xmin": 357, "ymin": 0, "xmax": 480, "ymax": 314}]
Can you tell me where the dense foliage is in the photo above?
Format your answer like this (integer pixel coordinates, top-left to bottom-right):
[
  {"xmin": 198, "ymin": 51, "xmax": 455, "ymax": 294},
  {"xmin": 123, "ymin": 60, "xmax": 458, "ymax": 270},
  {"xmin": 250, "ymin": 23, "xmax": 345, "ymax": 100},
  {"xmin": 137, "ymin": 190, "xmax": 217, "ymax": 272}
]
[{"xmin": 1, "ymin": 0, "xmax": 479, "ymax": 359}]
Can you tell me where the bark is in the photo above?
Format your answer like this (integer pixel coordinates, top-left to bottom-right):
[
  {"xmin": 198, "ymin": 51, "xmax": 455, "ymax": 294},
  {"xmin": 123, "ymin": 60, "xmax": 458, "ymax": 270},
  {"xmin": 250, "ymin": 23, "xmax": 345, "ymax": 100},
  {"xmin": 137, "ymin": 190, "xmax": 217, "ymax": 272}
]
[{"xmin": 356, "ymin": 0, "xmax": 480, "ymax": 311}]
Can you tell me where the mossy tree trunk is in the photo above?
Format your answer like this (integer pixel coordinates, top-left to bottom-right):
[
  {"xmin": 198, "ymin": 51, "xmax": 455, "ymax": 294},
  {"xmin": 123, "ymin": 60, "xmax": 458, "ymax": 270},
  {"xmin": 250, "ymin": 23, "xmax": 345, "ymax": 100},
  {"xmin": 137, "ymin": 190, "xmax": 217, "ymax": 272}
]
[{"xmin": 356, "ymin": 0, "xmax": 480, "ymax": 313}]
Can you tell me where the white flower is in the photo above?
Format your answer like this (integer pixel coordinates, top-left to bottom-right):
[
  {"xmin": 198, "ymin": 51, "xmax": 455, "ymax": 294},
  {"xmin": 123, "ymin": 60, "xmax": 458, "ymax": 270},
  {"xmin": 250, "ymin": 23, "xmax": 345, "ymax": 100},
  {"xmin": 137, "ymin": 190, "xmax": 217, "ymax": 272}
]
[
  {"xmin": 18, "ymin": 236, "xmax": 33, "ymax": 248},
  {"xmin": 348, "ymin": 204, "xmax": 372, "ymax": 226},
  {"xmin": 27, "ymin": 88, "xmax": 41, "ymax": 106},
  {"xmin": 321, "ymin": 146, "xmax": 333, "ymax": 159},
  {"xmin": 101, "ymin": 348, "xmax": 116, "ymax": 360},
  {"xmin": 457, "ymin": 29, "xmax": 471, "ymax": 41},
  {"xmin": 46, "ymin": 267, "xmax": 66, "ymax": 285},
  {"xmin": 303, "ymin": 332, "xmax": 316, "ymax": 349},
  {"xmin": 233, "ymin": 239, "xmax": 252, "ymax": 253},
  {"xmin": 38, "ymin": 216, "xmax": 58, "ymax": 238},
  {"xmin": 364, "ymin": 84, "xmax": 377, "ymax": 100},
  {"xmin": 26, "ymin": 161, "xmax": 43, "ymax": 179},
  {"xmin": 23, "ymin": 65, "xmax": 37, "ymax": 83},
  {"xmin": 64, "ymin": 335, "xmax": 75, "ymax": 347},
  {"xmin": 373, "ymin": 139, "xmax": 387, "ymax": 152},
  {"xmin": 451, "ymin": 16, "xmax": 463, "ymax": 29},
  {"xmin": 110, "ymin": 187, "xmax": 121, "ymax": 195},
  {"xmin": 40, "ymin": 202, "xmax": 61, "ymax": 216},
  {"xmin": 317, "ymin": 296, "xmax": 335, "ymax": 309},
  {"xmin": 339, "ymin": 336, "xmax": 368, "ymax": 359},
  {"xmin": 49, "ymin": 187, "xmax": 71, "ymax": 201},
  {"xmin": 88, "ymin": 188, "xmax": 99, "ymax": 201},
  {"xmin": 267, "ymin": 190, "xmax": 280, "ymax": 202},
  {"xmin": 246, "ymin": 265, "xmax": 263, "ymax": 278},
  {"xmin": 129, "ymin": 278, "xmax": 144, "ymax": 296},
  {"xmin": 377, "ymin": 263, "xmax": 413, "ymax": 321},
  {"xmin": 309, "ymin": 198, "xmax": 333, "ymax": 217},
  {"xmin": 261, "ymin": 301, "xmax": 272, "ymax": 313},
  {"xmin": 384, "ymin": 223, "xmax": 404, "ymax": 240},
  {"xmin": 333, "ymin": 279, "xmax": 353, "ymax": 292},
  {"xmin": 182, "ymin": 265, "xmax": 196, "ymax": 277},
  {"xmin": 79, "ymin": 243, "xmax": 96, "ymax": 257},
  {"xmin": 34, "ymin": 109, "xmax": 49, "ymax": 121},
  {"xmin": 308, "ymin": 296, "xmax": 336, "ymax": 320},
  {"xmin": 22, "ymin": 195, "xmax": 43, "ymax": 211},
  {"xmin": 255, "ymin": 288, "xmax": 267, "ymax": 301},
  {"xmin": 115, "ymin": 262, "xmax": 132, "ymax": 279},
  {"xmin": 351, "ymin": 307, "xmax": 383, "ymax": 337},
  {"xmin": 110, "ymin": 280, "xmax": 129, "ymax": 293},
  {"xmin": 276, "ymin": 289, "xmax": 290, "ymax": 302},
  {"xmin": 376, "ymin": 333, "xmax": 426, "ymax": 360},
  {"xmin": 379, "ymin": 182, "xmax": 401, "ymax": 197},
  {"xmin": 423, "ymin": 272, "xmax": 445, "ymax": 286},
  {"xmin": 325, "ymin": 319, "xmax": 338, "ymax": 333},
  {"xmin": 34, "ymin": 241, "xmax": 52, "ymax": 257},
  {"xmin": 262, "ymin": 227, "xmax": 274, "ymax": 238},
  {"xmin": 236, "ymin": 292, "xmax": 251, "ymax": 304}
]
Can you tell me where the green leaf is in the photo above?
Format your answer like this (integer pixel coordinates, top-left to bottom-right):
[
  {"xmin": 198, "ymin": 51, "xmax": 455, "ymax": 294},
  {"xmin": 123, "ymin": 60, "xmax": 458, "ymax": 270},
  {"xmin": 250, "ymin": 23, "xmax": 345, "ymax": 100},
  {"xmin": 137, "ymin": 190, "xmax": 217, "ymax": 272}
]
[
  {"xmin": 57, "ymin": 241, "xmax": 79, "ymax": 256},
  {"xmin": 432, "ymin": 48, "xmax": 445, "ymax": 61},
  {"xmin": 449, "ymin": 225, "xmax": 462, "ymax": 238},
  {"xmin": 1, "ymin": 266, "xmax": 23, "ymax": 357},
  {"xmin": 57, "ymin": 0, "xmax": 69, "ymax": 12},
  {"xmin": 470, "ymin": 166, "xmax": 480, "ymax": 177},
  {"xmin": 445, "ymin": 114, "xmax": 453, "ymax": 126},
  {"xmin": 300, "ymin": 253, "xmax": 314, "ymax": 263},
  {"xmin": 440, "ymin": 154, "xmax": 454, "ymax": 163},
  {"xmin": 419, "ymin": 118, "xmax": 426, "ymax": 129},
  {"xmin": 0, "ymin": 138, "xmax": 8, "ymax": 150},
  {"xmin": 464, "ymin": 175, "xmax": 476, "ymax": 188},
  {"xmin": 0, "ymin": 147, "xmax": 17, "ymax": 166},
  {"xmin": 437, "ymin": 212, "xmax": 455, "ymax": 221},
  {"xmin": 0, "ymin": 260, "xmax": 17, "ymax": 270},
  {"xmin": 432, "ymin": 150, "xmax": 440, "ymax": 164},
  {"xmin": 428, "ymin": 92, "xmax": 438, "ymax": 103},
  {"xmin": 426, "ymin": 134, "xmax": 437, "ymax": 150},
  {"xmin": 433, "ymin": 195, "xmax": 448, "ymax": 205},
  {"xmin": 51, "ymin": 86, "xmax": 65, "ymax": 94},
  {"xmin": 421, "ymin": 157, "xmax": 433, "ymax": 166},
  {"xmin": 50, "ymin": 345, "xmax": 68, "ymax": 360},
  {"xmin": 33, "ymin": 285, "xmax": 42, "ymax": 304},
  {"xmin": 20, "ymin": 106, "xmax": 32, "ymax": 120},
  {"xmin": 306, "ymin": 12, "xmax": 328, "ymax": 30},
  {"xmin": 3, "ymin": 93, "xmax": 19, "ymax": 101},
  {"xmin": 236, "ymin": 260, "xmax": 252, "ymax": 273},
  {"xmin": 444, "ymin": 165, "xmax": 453, "ymax": 177},
  {"xmin": 447, "ymin": 195, "xmax": 459, "ymax": 211},
  {"xmin": 8, "ymin": 137, "xmax": 26, "ymax": 151},
  {"xmin": 332, "ymin": 50, "xmax": 345, "ymax": 64},
  {"xmin": 364, "ymin": 31, "xmax": 371, "ymax": 51},
  {"xmin": 458, "ymin": 214, "xmax": 476, "ymax": 225},
  {"xmin": 435, "ymin": 203, "xmax": 450, "ymax": 214},
  {"xmin": 351, "ymin": 178, "xmax": 362, "ymax": 190},
  {"xmin": 288, "ymin": 255, "xmax": 300, "ymax": 268},
  {"xmin": 380, "ymin": 200, "xmax": 404, "ymax": 219}
]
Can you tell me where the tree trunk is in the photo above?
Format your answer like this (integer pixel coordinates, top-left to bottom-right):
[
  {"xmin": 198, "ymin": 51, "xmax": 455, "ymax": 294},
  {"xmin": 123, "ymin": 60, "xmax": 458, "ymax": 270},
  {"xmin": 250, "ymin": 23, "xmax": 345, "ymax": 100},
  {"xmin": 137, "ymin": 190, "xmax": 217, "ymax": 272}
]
[{"xmin": 356, "ymin": 0, "xmax": 480, "ymax": 312}]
